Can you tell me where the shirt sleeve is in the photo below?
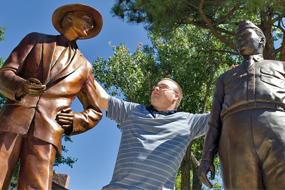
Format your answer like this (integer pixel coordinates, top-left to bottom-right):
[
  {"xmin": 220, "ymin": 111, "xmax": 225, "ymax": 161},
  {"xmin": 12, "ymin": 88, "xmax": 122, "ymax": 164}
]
[
  {"xmin": 107, "ymin": 96, "xmax": 138, "ymax": 126},
  {"xmin": 188, "ymin": 113, "xmax": 210, "ymax": 140}
]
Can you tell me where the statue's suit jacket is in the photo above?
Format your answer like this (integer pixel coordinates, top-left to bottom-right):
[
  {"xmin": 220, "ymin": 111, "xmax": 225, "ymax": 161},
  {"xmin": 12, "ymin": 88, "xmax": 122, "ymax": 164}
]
[
  {"xmin": 203, "ymin": 54, "xmax": 285, "ymax": 161},
  {"xmin": 0, "ymin": 32, "xmax": 102, "ymax": 156}
]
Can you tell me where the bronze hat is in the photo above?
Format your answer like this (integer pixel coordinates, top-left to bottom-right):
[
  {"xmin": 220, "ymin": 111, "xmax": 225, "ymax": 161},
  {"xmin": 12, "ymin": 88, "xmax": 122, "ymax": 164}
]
[
  {"xmin": 237, "ymin": 20, "xmax": 260, "ymax": 34},
  {"xmin": 52, "ymin": 4, "xmax": 103, "ymax": 39}
]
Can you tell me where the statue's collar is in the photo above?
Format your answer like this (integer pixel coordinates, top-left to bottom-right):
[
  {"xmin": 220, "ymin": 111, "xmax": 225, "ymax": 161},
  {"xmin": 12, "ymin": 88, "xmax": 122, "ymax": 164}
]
[
  {"xmin": 57, "ymin": 35, "xmax": 78, "ymax": 49},
  {"xmin": 243, "ymin": 54, "xmax": 263, "ymax": 62}
]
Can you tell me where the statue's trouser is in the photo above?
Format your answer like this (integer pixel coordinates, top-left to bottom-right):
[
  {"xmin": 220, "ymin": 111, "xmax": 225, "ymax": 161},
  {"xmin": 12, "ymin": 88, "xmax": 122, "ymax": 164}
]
[
  {"xmin": 0, "ymin": 122, "xmax": 56, "ymax": 190},
  {"xmin": 219, "ymin": 109, "xmax": 285, "ymax": 189}
]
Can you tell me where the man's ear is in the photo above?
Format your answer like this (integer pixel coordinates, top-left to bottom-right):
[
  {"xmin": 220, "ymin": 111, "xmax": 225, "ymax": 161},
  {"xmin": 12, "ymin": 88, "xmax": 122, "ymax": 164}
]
[
  {"xmin": 174, "ymin": 94, "xmax": 180, "ymax": 101},
  {"xmin": 66, "ymin": 12, "xmax": 74, "ymax": 23}
]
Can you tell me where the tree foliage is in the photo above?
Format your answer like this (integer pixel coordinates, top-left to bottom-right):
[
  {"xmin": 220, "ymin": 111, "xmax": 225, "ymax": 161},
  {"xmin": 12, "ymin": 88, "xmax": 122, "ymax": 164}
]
[
  {"xmin": 54, "ymin": 134, "xmax": 78, "ymax": 169},
  {"xmin": 0, "ymin": 26, "xmax": 6, "ymax": 42},
  {"xmin": 93, "ymin": 25, "xmax": 237, "ymax": 189},
  {"xmin": 111, "ymin": 0, "xmax": 285, "ymax": 60},
  {"xmin": 0, "ymin": 27, "xmax": 7, "ymax": 107}
]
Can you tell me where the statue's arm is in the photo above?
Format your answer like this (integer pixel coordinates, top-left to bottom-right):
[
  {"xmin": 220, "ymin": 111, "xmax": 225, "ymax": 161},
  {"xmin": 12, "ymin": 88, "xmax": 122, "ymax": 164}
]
[
  {"xmin": 64, "ymin": 67, "xmax": 103, "ymax": 136},
  {"xmin": 199, "ymin": 77, "xmax": 224, "ymax": 187},
  {"xmin": 0, "ymin": 33, "xmax": 37, "ymax": 101}
]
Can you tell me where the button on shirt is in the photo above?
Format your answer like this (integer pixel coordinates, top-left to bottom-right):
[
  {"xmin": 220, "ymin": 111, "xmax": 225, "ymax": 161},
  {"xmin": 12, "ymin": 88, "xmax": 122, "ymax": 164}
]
[{"xmin": 243, "ymin": 55, "xmax": 262, "ymax": 102}]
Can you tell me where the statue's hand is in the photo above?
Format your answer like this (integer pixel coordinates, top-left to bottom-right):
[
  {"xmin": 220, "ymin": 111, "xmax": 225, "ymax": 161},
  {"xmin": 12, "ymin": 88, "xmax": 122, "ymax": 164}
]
[
  {"xmin": 198, "ymin": 160, "xmax": 215, "ymax": 188},
  {"xmin": 16, "ymin": 78, "xmax": 46, "ymax": 99},
  {"xmin": 56, "ymin": 107, "xmax": 74, "ymax": 129},
  {"xmin": 24, "ymin": 78, "xmax": 46, "ymax": 96}
]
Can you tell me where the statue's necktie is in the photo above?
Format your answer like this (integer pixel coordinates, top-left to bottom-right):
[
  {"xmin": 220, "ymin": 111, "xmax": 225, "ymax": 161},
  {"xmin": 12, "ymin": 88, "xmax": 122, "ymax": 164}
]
[{"xmin": 246, "ymin": 56, "xmax": 254, "ymax": 69}]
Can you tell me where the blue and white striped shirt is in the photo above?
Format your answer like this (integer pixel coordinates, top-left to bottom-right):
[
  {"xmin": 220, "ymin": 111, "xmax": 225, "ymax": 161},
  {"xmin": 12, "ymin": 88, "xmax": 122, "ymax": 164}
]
[{"xmin": 104, "ymin": 97, "xmax": 210, "ymax": 190}]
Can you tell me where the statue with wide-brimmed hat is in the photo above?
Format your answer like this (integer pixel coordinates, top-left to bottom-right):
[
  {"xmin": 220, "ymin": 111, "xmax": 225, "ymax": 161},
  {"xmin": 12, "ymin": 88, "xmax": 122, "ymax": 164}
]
[
  {"xmin": 0, "ymin": 4, "xmax": 103, "ymax": 189},
  {"xmin": 53, "ymin": 3, "xmax": 103, "ymax": 39}
]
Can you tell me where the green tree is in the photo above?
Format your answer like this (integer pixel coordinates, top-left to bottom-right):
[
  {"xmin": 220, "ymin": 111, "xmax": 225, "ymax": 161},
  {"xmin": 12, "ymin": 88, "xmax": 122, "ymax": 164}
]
[
  {"xmin": 0, "ymin": 26, "xmax": 7, "ymax": 107},
  {"xmin": 93, "ymin": 25, "xmax": 237, "ymax": 189},
  {"xmin": 0, "ymin": 26, "xmax": 6, "ymax": 42},
  {"xmin": 111, "ymin": 0, "xmax": 285, "ymax": 60}
]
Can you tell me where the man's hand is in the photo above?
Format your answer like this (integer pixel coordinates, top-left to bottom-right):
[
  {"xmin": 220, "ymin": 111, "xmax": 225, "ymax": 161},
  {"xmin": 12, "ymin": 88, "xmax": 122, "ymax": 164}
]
[
  {"xmin": 230, "ymin": 64, "xmax": 238, "ymax": 69},
  {"xmin": 198, "ymin": 160, "xmax": 215, "ymax": 188},
  {"xmin": 56, "ymin": 107, "xmax": 74, "ymax": 129}
]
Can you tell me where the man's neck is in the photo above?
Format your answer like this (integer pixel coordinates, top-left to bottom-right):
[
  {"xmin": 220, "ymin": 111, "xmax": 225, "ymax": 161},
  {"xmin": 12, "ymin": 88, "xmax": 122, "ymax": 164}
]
[
  {"xmin": 152, "ymin": 105, "xmax": 176, "ymax": 112},
  {"xmin": 147, "ymin": 105, "xmax": 177, "ymax": 116}
]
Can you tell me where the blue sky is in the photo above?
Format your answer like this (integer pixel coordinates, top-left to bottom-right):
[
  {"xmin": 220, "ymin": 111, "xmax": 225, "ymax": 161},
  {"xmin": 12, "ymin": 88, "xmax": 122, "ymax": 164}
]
[{"xmin": 0, "ymin": 1, "xmax": 151, "ymax": 189}]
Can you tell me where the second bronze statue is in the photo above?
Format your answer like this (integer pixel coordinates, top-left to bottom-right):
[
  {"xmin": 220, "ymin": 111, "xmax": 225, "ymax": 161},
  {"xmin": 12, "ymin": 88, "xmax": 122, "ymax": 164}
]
[{"xmin": 199, "ymin": 20, "xmax": 285, "ymax": 189}]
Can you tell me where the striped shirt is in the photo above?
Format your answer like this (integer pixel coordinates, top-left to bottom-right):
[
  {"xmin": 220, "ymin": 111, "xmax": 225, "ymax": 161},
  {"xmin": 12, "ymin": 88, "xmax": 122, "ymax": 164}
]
[{"xmin": 104, "ymin": 97, "xmax": 210, "ymax": 190}]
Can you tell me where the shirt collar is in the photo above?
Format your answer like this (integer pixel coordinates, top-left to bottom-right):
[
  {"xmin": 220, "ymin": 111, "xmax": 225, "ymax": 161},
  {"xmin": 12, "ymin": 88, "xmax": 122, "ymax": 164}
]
[
  {"xmin": 252, "ymin": 54, "xmax": 263, "ymax": 62},
  {"xmin": 146, "ymin": 105, "xmax": 177, "ymax": 116},
  {"xmin": 242, "ymin": 54, "xmax": 264, "ymax": 63},
  {"xmin": 57, "ymin": 35, "xmax": 78, "ymax": 49}
]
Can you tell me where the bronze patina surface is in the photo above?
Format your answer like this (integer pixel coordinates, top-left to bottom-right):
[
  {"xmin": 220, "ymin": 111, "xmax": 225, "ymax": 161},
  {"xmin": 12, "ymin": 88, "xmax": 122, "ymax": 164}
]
[
  {"xmin": 0, "ymin": 4, "xmax": 103, "ymax": 189},
  {"xmin": 199, "ymin": 20, "xmax": 285, "ymax": 189}
]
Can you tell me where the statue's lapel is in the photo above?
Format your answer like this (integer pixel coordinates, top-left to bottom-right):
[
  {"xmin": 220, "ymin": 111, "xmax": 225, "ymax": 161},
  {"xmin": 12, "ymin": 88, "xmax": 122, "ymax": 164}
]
[
  {"xmin": 42, "ymin": 41, "xmax": 56, "ymax": 85},
  {"xmin": 46, "ymin": 49, "xmax": 82, "ymax": 87}
]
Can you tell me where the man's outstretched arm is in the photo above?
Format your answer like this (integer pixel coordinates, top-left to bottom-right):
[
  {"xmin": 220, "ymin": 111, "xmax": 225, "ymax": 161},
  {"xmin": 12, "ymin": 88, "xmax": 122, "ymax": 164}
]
[{"xmin": 94, "ymin": 79, "xmax": 110, "ymax": 111}]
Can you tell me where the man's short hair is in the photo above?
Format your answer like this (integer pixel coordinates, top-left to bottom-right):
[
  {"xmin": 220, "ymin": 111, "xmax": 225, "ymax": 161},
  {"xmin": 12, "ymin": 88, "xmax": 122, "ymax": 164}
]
[{"xmin": 160, "ymin": 78, "xmax": 183, "ymax": 108}]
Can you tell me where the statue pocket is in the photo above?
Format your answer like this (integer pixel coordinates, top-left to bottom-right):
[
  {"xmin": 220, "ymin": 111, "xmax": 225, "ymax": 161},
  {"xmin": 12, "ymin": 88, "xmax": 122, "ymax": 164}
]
[
  {"xmin": 260, "ymin": 75, "xmax": 285, "ymax": 89},
  {"xmin": 260, "ymin": 68, "xmax": 285, "ymax": 89},
  {"xmin": 225, "ymin": 75, "xmax": 242, "ymax": 94}
]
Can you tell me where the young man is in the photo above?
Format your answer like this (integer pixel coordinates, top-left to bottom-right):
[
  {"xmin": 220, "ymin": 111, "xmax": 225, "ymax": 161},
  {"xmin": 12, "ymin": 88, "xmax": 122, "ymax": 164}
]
[
  {"xmin": 199, "ymin": 20, "xmax": 285, "ymax": 189},
  {"xmin": 0, "ymin": 4, "xmax": 102, "ymax": 189},
  {"xmin": 95, "ymin": 78, "xmax": 210, "ymax": 190}
]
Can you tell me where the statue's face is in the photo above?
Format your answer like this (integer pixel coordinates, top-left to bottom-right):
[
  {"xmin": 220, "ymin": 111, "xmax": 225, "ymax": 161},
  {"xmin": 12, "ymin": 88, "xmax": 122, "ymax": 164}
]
[
  {"xmin": 236, "ymin": 28, "xmax": 262, "ymax": 57},
  {"xmin": 71, "ymin": 12, "xmax": 94, "ymax": 39}
]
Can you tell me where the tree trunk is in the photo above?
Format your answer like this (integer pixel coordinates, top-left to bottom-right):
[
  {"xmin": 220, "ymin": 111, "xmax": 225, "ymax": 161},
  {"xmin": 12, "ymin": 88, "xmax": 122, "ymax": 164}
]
[
  {"xmin": 260, "ymin": 9, "xmax": 276, "ymax": 60},
  {"xmin": 181, "ymin": 142, "xmax": 202, "ymax": 190},
  {"xmin": 181, "ymin": 144, "xmax": 191, "ymax": 190},
  {"xmin": 190, "ymin": 151, "xmax": 202, "ymax": 190},
  {"xmin": 280, "ymin": 32, "xmax": 285, "ymax": 61}
]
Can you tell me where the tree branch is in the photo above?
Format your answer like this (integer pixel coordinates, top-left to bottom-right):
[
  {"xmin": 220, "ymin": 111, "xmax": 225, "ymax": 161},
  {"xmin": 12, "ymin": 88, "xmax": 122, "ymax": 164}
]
[
  {"xmin": 183, "ymin": 19, "xmax": 236, "ymax": 36},
  {"xmin": 198, "ymin": 0, "xmax": 237, "ymax": 50},
  {"xmin": 136, "ymin": 58, "xmax": 152, "ymax": 94},
  {"xmin": 122, "ymin": 75, "xmax": 135, "ymax": 102},
  {"xmin": 183, "ymin": 0, "xmax": 199, "ymax": 9},
  {"xmin": 213, "ymin": 4, "xmax": 243, "ymax": 26},
  {"xmin": 199, "ymin": 49, "xmax": 239, "ymax": 55}
]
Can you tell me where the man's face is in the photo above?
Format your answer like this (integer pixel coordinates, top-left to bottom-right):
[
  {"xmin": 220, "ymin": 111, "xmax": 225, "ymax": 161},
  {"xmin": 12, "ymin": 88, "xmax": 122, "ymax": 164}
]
[
  {"xmin": 71, "ymin": 12, "xmax": 94, "ymax": 39},
  {"xmin": 236, "ymin": 28, "xmax": 262, "ymax": 57},
  {"xmin": 150, "ymin": 80, "xmax": 179, "ymax": 110}
]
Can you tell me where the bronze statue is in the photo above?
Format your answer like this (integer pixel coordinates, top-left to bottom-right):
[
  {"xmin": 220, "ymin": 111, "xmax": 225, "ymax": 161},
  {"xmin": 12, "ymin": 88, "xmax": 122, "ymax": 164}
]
[
  {"xmin": 0, "ymin": 4, "xmax": 103, "ymax": 189},
  {"xmin": 198, "ymin": 20, "xmax": 285, "ymax": 189}
]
